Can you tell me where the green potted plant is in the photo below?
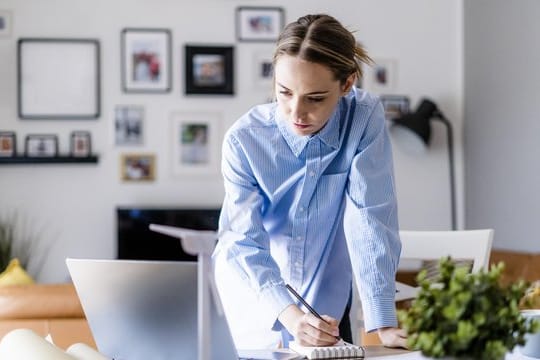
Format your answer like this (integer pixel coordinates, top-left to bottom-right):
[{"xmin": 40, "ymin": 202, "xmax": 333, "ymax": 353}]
[{"xmin": 398, "ymin": 257, "xmax": 540, "ymax": 359}]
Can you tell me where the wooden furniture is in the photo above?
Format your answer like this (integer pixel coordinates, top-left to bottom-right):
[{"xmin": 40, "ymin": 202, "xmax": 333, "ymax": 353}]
[{"xmin": 0, "ymin": 284, "xmax": 95, "ymax": 350}]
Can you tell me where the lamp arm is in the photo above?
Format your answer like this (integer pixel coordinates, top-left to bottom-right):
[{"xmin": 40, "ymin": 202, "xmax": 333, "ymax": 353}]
[{"xmin": 436, "ymin": 115, "xmax": 457, "ymax": 230}]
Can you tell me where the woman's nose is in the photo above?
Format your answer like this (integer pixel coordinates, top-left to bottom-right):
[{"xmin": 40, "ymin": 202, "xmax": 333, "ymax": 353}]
[{"xmin": 290, "ymin": 98, "xmax": 306, "ymax": 121}]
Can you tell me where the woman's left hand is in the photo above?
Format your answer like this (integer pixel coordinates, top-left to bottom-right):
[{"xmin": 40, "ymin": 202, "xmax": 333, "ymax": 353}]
[{"xmin": 377, "ymin": 327, "xmax": 408, "ymax": 348}]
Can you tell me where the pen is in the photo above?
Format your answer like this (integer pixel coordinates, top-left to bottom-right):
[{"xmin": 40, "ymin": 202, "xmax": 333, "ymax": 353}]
[{"xmin": 285, "ymin": 284, "xmax": 341, "ymax": 340}]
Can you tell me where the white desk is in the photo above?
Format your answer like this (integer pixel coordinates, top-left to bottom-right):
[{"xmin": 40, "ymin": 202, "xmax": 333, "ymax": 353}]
[
  {"xmin": 364, "ymin": 346, "xmax": 537, "ymax": 359},
  {"xmin": 239, "ymin": 346, "xmax": 536, "ymax": 359}
]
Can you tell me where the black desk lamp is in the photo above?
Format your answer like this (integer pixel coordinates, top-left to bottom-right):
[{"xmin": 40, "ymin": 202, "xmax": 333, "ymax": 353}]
[{"xmin": 390, "ymin": 98, "xmax": 456, "ymax": 230}]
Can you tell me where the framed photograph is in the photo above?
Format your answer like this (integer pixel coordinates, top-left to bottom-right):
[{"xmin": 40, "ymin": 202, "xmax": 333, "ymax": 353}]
[
  {"xmin": 115, "ymin": 105, "xmax": 144, "ymax": 146},
  {"xmin": 380, "ymin": 95, "xmax": 410, "ymax": 120},
  {"xmin": 0, "ymin": 131, "xmax": 16, "ymax": 157},
  {"xmin": 70, "ymin": 131, "xmax": 92, "ymax": 157},
  {"xmin": 120, "ymin": 153, "xmax": 156, "ymax": 182},
  {"xmin": 253, "ymin": 51, "xmax": 273, "ymax": 91},
  {"xmin": 185, "ymin": 45, "xmax": 234, "ymax": 95},
  {"xmin": 121, "ymin": 28, "xmax": 171, "ymax": 93},
  {"xmin": 0, "ymin": 10, "xmax": 12, "ymax": 37},
  {"xmin": 363, "ymin": 58, "xmax": 397, "ymax": 94},
  {"xmin": 236, "ymin": 7, "xmax": 284, "ymax": 42},
  {"xmin": 171, "ymin": 112, "xmax": 220, "ymax": 175},
  {"xmin": 18, "ymin": 38, "xmax": 100, "ymax": 119},
  {"xmin": 25, "ymin": 134, "xmax": 59, "ymax": 157}
]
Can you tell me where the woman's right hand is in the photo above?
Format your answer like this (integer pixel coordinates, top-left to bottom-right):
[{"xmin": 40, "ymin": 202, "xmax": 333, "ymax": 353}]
[{"xmin": 278, "ymin": 304, "xmax": 340, "ymax": 346}]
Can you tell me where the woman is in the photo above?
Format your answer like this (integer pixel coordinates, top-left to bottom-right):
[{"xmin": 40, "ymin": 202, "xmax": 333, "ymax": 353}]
[{"xmin": 213, "ymin": 14, "xmax": 406, "ymax": 350}]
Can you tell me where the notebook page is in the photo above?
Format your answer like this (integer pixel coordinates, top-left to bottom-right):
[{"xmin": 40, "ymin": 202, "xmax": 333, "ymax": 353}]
[{"xmin": 289, "ymin": 340, "xmax": 365, "ymax": 359}]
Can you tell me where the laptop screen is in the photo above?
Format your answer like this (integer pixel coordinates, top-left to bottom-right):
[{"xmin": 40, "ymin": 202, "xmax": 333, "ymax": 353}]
[{"xmin": 66, "ymin": 258, "xmax": 238, "ymax": 360}]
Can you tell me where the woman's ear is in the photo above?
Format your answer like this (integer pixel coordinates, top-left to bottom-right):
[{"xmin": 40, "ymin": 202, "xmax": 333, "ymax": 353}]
[{"xmin": 341, "ymin": 74, "xmax": 356, "ymax": 95}]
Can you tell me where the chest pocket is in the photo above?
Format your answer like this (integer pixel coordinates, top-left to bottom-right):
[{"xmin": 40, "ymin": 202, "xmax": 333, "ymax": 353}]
[{"xmin": 316, "ymin": 172, "xmax": 348, "ymax": 211}]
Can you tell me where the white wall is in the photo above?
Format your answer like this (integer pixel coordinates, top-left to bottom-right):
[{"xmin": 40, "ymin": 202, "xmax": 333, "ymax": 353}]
[
  {"xmin": 464, "ymin": 0, "xmax": 540, "ymax": 252},
  {"xmin": 0, "ymin": 0, "xmax": 464, "ymax": 282}
]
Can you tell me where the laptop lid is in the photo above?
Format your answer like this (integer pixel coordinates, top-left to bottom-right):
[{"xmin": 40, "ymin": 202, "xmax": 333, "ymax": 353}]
[{"xmin": 66, "ymin": 258, "xmax": 239, "ymax": 360}]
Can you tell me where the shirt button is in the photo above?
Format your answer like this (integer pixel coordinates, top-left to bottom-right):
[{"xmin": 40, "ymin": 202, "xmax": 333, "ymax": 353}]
[
  {"xmin": 295, "ymin": 261, "xmax": 302, "ymax": 267},
  {"xmin": 309, "ymin": 171, "xmax": 315, "ymax": 177},
  {"xmin": 296, "ymin": 236, "xmax": 302, "ymax": 241},
  {"xmin": 299, "ymin": 206, "xmax": 305, "ymax": 212}
]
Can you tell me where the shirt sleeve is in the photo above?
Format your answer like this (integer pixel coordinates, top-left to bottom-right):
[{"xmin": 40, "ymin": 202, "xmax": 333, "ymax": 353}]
[
  {"xmin": 214, "ymin": 132, "xmax": 294, "ymax": 331},
  {"xmin": 343, "ymin": 99, "xmax": 401, "ymax": 332}
]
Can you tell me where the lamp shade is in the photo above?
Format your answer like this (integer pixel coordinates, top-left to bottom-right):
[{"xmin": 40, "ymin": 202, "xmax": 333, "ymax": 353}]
[
  {"xmin": 389, "ymin": 98, "xmax": 457, "ymax": 230},
  {"xmin": 390, "ymin": 99, "xmax": 440, "ymax": 154}
]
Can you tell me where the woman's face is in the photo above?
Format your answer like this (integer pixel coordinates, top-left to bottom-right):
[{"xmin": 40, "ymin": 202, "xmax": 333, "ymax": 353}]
[{"xmin": 274, "ymin": 54, "xmax": 354, "ymax": 136}]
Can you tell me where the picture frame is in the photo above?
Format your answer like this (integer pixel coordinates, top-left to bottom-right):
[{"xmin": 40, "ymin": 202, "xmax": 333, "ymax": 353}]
[
  {"xmin": 25, "ymin": 134, "xmax": 59, "ymax": 157},
  {"xmin": 18, "ymin": 38, "xmax": 100, "ymax": 119},
  {"xmin": 120, "ymin": 153, "xmax": 156, "ymax": 182},
  {"xmin": 363, "ymin": 58, "xmax": 397, "ymax": 94},
  {"xmin": 0, "ymin": 131, "xmax": 16, "ymax": 157},
  {"xmin": 236, "ymin": 7, "xmax": 284, "ymax": 42},
  {"xmin": 114, "ymin": 105, "xmax": 144, "ymax": 146},
  {"xmin": 170, "ymin": 112, "xmax": 220, "ymax": 175},
  {"xmin": 0, "ymin": 10, "xmax": 12, "ymax": 37},
  {"xmin": 253, "ymin": 51, "xmax": 274, "ymax": 91},
  {"xmin": 121, "ymin": 28, "xmax": 171, "ymax": 93},
  {"xmin": 70, "ymin": 131, "xmax": 92, "ymax": 157},
  {"xmin": 185, "ymin": 45, "xmax": 234, "ymax": 95},
  {"xmin": 380, "ymin": 95, "xmax": 410, "ymax": 120}
]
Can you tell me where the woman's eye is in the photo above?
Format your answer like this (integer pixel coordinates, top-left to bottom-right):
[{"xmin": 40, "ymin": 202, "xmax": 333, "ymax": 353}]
[
  {"xmin": 308, "ymin": 97, "xmax": 324, "ymax": 103},
  {"xmin": 279, "ymin": 91, "xmax": 292, "ymax": 97}
]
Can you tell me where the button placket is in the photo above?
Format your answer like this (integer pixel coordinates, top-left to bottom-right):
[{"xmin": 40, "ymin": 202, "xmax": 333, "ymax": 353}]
[{"xmin": 289, "ymin": 139, "xmax": 321, "ymax": 286}]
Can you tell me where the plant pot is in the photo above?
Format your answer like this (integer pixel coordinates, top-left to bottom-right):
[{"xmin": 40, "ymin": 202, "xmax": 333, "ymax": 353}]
[{"xmin": 517, "ymin": 309, "xmax": 540, "ymax": 358}]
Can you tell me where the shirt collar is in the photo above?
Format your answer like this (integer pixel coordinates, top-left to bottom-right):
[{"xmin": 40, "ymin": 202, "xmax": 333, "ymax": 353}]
[{"xmin": 275, "ymin": 100, "xmax": 343, "ymax": 158}]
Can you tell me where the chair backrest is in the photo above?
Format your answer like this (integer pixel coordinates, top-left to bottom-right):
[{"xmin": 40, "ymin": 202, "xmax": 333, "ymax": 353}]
[
  {"xmin": 352, "ymin": 228, "xmax": 495, "ymax": 346},
  {"xmin": 399, "ymin": 229, "xmax": 494, "ymax": 273}
]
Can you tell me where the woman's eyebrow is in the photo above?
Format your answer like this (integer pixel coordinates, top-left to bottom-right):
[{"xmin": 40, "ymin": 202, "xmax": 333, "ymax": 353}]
[{"xmin": 276, "ymin": 82, "xmax": 330, "ymax": 96}]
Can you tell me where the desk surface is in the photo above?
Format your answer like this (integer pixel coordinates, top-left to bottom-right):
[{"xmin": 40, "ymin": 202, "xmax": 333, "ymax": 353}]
[
  {"xmin": 363, "ymin": 346, "xmax": 536, "ymax": 359},
  {"xmin": 239, "ymin": 346, "xmax": 535, "ymax": 359}
]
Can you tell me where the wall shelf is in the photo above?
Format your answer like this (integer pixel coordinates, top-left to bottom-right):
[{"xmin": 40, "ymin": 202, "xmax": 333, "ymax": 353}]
[{"xmin": 0, "ymin": 155, "xmax": 99, "ymax": 164}]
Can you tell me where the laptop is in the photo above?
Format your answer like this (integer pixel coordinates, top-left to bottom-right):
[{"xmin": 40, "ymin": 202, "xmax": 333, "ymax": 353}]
[{"xmin": 66, "ymin": 258, "xmax": 239, "ymax": 360}]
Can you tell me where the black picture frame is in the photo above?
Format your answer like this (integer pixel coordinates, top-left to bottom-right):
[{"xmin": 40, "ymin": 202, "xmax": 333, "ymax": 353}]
[
  {"xmin": 70, "ymin": 131, "xmax": 92, "ymax": 157},
  {"xmin": 0, "ymin": 131, "xmax": 16, "ymax": 157},
  {"xmin": 18, "ymin": 38, "xmax": 100, "ymax": 120},
  {"xmin": 121, "ymin": 28, "xmax": 172, "ymax": 93},
  {"xmin": 185, "ymin": 45, "xmax": 234, "ymax": 95},
  {"xmin": 24, "ymin": 134, "xmax": 59, "ymax": 157},
  {"xmin": 236, "ymin": 6, "xmax": 284, "ymax": 42}
]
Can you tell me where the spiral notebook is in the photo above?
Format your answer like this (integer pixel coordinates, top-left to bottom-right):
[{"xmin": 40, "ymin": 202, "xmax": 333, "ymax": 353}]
[{"xmin": 289, "ymin": 340, "xmax": 365, "ymax": 359}]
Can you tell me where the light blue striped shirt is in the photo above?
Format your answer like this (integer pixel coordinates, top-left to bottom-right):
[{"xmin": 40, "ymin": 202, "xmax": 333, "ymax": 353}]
[{"xmin": 213, "ymin": 87, "xmax": 401, "ymax": 348}]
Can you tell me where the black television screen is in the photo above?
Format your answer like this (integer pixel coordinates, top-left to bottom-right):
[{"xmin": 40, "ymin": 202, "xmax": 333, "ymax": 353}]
[{"xmin": 117, "ymin": 207, "xmax": 221, "ymax": 262}]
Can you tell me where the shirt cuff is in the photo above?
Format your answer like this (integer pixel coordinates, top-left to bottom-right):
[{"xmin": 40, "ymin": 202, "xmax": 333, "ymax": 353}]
[
  {"xmin": 257, "ymin": 283, "xmax": 294, "ymax": 332},
  {"xmin": 361, "ymin": 295, "xmax": 398, "ymax": 332}
]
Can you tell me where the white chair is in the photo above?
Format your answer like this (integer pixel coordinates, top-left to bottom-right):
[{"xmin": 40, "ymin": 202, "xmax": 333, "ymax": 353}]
[
  {"xmin": 351, "ymin": 228, "xmax": 494, "ymax": 345},
  {"xmin": 399, "ymin": 229, "xmax": 494, "ymax": 273}
]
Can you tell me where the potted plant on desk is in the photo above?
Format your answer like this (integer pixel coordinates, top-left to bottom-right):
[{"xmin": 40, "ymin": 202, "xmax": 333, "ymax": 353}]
[{"xmin": 398, "ymin": 257, "xmax": 540, "ymax": 360}]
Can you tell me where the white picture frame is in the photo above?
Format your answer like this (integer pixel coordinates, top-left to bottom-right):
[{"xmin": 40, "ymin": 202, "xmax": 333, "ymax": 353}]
[
  {"xmin": 115, "ymin": 105, "xmax": 144, "ymax": 146},
  {"xmin": 363, "ymin": 58, "xmax": 397, "ymax": 94},
  {"xmin": 253, "ymin": 50, "xmax": 273, "ymax": 91},
  {"xmin": 121, "ymin": 28, "xmax": 171, "ymax": 93},
  {"xmin": 236, "ymin": 7, "xmax": 284, "ymax": 42},
  {"xmin": 0, "ymin": 10, "xmax": 12, "ymax": 37},
  {"xmin": 170, "ymin": 112, "xmax": 220, "ymax": 175}
]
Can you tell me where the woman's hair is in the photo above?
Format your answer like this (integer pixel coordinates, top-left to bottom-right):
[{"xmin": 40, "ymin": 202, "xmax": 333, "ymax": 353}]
[{"xmin": 273, "ymin": 14, "xmax": 371, "ymax": 84}]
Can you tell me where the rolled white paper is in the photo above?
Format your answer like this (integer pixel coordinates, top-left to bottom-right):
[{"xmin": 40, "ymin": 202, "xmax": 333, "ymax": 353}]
[
  {"xmin": 67, "ymin": 342, "xmax": 110, "ymax": 360},
  {"xmin": 0, "ymin": 328, "xmax": 74, "ymax": 359}
]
